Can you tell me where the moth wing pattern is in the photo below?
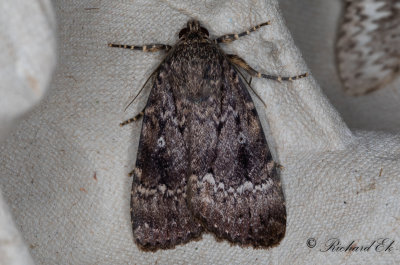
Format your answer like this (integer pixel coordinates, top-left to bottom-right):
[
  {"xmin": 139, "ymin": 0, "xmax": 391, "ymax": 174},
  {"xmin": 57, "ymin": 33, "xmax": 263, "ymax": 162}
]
[
  {"xmin": 109, "ymin": 19, "xmax": 300, "ymax": 251},
  {"xmin": 131, "ymin": 65, "xmax": 203, "ymax": 251},
  {"xmin": 187, "ymin": 55, "xmax": 286, "ymax": 247},
  {"xmin": 336, "ymin": 0, "xmax": 400, "ymax": 95}
]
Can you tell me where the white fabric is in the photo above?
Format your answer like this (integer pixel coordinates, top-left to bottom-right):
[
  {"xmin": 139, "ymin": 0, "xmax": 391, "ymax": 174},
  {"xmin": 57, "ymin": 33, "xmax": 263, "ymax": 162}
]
[
  {"xmin": 0, "ymin": 0, "xmax": 55, "ymax": 264},
  {"xmin": 0, "ymin": 0, "xmax": 399, "ymax": 264}
]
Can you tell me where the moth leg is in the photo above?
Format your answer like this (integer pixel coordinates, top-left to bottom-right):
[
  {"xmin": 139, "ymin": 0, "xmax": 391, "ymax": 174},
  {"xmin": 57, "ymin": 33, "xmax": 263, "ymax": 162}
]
[
  {"xmin": 214, "ymin": 21, "xmax": 270, "ymax": 44},
  {"xmin": 108, "ymin": 43, "xmax": 171, "ymax": 52},
  {"xmin": 228, "ymin": 54, "xmax": 308, "ymax": 82},
  {"xmin": 128, "ymin": 169, "xmax": 135, "ymax": 177},
  {"xmin": 120, "ymin": 108, "xmax": 145, "ymax": 127}
]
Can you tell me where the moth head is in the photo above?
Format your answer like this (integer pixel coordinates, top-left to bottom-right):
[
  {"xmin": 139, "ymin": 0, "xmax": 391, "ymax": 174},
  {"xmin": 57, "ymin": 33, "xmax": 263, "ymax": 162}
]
[{"xmin": 179, "ymin": 20, "xmax": 209, "ymax": 40}]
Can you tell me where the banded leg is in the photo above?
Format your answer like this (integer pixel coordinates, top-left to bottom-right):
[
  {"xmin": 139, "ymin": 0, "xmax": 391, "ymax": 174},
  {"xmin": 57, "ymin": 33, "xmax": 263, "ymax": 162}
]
[
  {"xmin": 214, "ymin": 21, "xmax": 270, "ymax": 43},
  {"xmin": 228, "ymin": 54, "xmax": 308, "ymax": 82},
  {"xmin": 120, "ymin": 108, "xmax": 145, "ymax": 127},
  {"xmin": 108, "ymin": 43, "xmax": 171, "ymax": 52},
  {"xmin": 128, "ymin": 169, "xmax": 135, "ymax": 177}
]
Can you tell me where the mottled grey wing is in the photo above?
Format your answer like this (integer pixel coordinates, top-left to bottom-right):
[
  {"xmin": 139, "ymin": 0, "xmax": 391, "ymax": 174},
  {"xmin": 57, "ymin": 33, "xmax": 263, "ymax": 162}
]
[
  {"xmin": 131, "ymin": 65, "xmax": 203, "ymax": 251},
  {"xmin": 336, "ymin": 0, "xmax": 400, "ymax": 95},
  {"xmin": 187, "ymin": 58, "xmax": 286, "ymax": 247}
]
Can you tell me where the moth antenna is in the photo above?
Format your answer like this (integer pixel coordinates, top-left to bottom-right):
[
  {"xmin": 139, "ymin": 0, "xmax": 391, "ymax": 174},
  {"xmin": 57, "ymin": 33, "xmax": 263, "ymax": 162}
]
[
  {"xmin": 234, "ymin": 65, "xmax": 267, "ymax": 108},
  {"xmin": 123, "ymin": 72, "xmax": 155, "ymax": 111}
]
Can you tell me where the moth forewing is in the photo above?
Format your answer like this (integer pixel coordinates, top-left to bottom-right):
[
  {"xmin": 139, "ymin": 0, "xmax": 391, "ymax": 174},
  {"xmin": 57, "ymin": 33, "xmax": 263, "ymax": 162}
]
[{"xmin": 109, "ymin": 19, "xmax": 307, "ymax": 251}]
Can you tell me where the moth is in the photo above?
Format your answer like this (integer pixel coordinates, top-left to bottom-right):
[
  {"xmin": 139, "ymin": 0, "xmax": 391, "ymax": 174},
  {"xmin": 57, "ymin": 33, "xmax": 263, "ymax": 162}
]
[
  {"xmin": 109, "ymin": 20, "xmax": 307, "ymax": 251},
  {"xmin": 336, "ymin": 0, "xmax": 400, "ymax": 96}
]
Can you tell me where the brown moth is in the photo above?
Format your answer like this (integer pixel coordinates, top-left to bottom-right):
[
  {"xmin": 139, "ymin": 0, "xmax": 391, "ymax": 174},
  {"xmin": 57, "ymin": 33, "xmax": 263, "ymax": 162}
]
[{"xmin": 109, "ymin": 20, "xmax": 307, "ymax": 251}]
